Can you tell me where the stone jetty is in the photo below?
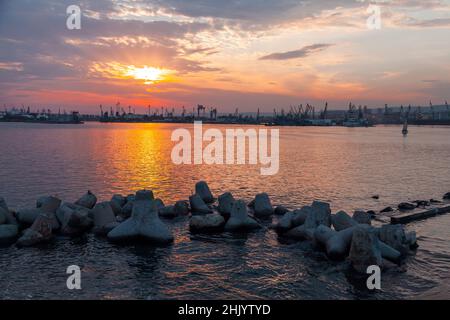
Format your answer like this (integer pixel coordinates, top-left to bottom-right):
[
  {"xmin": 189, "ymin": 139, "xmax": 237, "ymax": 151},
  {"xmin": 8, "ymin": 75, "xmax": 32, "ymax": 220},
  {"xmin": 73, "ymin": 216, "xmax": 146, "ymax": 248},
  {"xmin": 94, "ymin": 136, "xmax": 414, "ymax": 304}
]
[{"xmin": 1, "ymin": 186, "xmax": 448, "ymax": 275}]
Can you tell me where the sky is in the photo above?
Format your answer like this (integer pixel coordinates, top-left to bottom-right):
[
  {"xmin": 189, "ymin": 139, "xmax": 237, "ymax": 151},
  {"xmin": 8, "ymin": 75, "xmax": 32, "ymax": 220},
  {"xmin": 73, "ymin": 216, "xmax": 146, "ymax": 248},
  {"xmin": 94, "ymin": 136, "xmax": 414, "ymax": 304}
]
[{"xmin": 0, "ymin": 0, "xmax": 449, "ymax": 113}]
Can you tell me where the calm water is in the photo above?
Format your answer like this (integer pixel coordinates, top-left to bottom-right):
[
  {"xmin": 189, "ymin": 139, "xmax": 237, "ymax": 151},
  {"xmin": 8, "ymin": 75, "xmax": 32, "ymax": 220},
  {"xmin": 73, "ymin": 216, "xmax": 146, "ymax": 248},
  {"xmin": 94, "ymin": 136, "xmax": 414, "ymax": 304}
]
[{"xmin": 0, "ymin": 122, "xmax": 449, "ymax": 299}]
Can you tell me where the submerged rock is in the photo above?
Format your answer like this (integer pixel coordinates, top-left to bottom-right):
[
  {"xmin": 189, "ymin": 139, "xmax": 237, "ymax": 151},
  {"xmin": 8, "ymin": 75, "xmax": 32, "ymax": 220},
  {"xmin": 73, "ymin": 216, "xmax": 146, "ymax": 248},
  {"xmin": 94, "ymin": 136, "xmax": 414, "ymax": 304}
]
[
  {"xmin": 0, "ymin": 224, "xmax": 19, "ymax": 244},
  {"xmin": 331, "ymin": 211, "xmax": 357, "ymax": 231},
  {"xmin": 190, "ymin": 213, "xmax": 225, "ymax": 233},
  {"xmin": 108, "ymin": 199, "xmax": 173, "ymax": 244},
  {"xmin": 195, "ymin": 181, "xmax": 215, "ymax": 204},
  {"xmin": 225, "ymin": 200, "xmax": 260, "ymax": 232},
  {"xmin": 92, "ymin": 202, "xmax": 118, "ymax": 236},
  {"xmin": 75, "ymin": 191, "xmax": 97, "ymax": 209},
  {"xmin": 274, "ymin": 206, "xmax": 289, "ymax": 216},
  {"xmin": 398, "ymin": 202, "xmax": 416, "ymax": 211},
  {"xmin": 413, "ymin": 200, "xmax": 430, "ymax": 207},
  {"xmin": 353, "ymin": 210, "xmax": 372, "ymax": 225},
  {"xmin": 189, "ymin": 194, "xmax": 212, "ymax": 215},
  {"xmin": 380, "ymin": 206, "xmax": 393, "ymax": 213},
  {"xmin": 218, "ymin": 192, "xmax": 235, "ymax": 217},
  {"xmin": 349, "ymin": 225, "xmax": 382, "ymax": 273},
  {"xmin": 253, "ymin": 193, "xmax": 273, "ymax": 218},
  {"xmin": 16, "ymin": 213, "xmax": 53, "ymax": 247}
]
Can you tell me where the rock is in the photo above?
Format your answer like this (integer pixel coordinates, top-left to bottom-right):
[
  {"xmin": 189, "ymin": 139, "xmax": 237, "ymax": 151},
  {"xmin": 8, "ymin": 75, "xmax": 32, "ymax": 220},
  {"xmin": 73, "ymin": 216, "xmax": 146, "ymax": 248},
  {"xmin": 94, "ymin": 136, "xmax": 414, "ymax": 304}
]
[
  {"xmin": 443, "ymin": 192, "xmax": 450, "ymax": 200},
  {"xmin": 284, "ymin": 203, "xmax": 330, "ymax": 240},
  {"xmin": 225, "ymin": 200, "xmax": 260, "ymax": 232},
  {"xmin": 413, "ymin": 200, "xmax": 430, "ymax": 207},
  {"xmin": 349, "ymin": 225, "xmax": 382, "ymax": 273},
  {"xmin": 57, "ymin": 203, "xmax": 93, "ymax": 236},
  {"xmin": 406, "ymin": 231, "xmax": 418, "ymax": 249},
  {"xmin": 372, "ymin": 195, "xmax": 380, "ymax": 199},
  {"xmin": 189, "ymin": 194, "xmax": 212, "ymax": 215},
  {"xmin": 326, "ymin": 227, "xmax": 355, "ymax": 260},
  {"xmin": 311, "ymin": 201, "xmax": 332, "ymax": 227},
  {"xmin": 379, "ymin": 241, "xmax": 402, "ymax": 263},
  {"xmin": 0, "ymin": 209, "xmax": 6, "ymax": 225},
  {"xmin": 275, "ymin": 211, "xmax": 294, "ymax": 233},
  {"xmin": 353, "ymin": 210, "xmax": 372, "ymax": 225},
  {"xmin": 16, "ymin": 208, "xmax": 41, "ymax": 225},
  {"xmin": 398, "ymin": 202, "xmax": 416, "ymax": 211},
  {"xmin": 75, "ymin": 190, "xmax": 97, "ymax": 209},
  {"xmin": 36, "ymin": 196, "xmax": 61, "ymax": 213},
  {"xmin": 380, "ymin": 206, "xmax": 393, "ymax": 213},
  {"xmin": 0, "ymin": 199, "xmax": 17, "ymax": 225},
  {"xmin": 16, "ymin": 208, "xmax": 60, "ymax": 230},
  {"xmin": 190, "ymin": 213, "xmax": 225, "ymax": 233},
  {"xmin": 108, "ymin": 199, "xmax": 173, "ymax": 244},
  {"xmin": 366, "ymin": 210, "xmax": 376, "ymax": 218},
  {"xmin": 314, "ymin": 225, "xmax": 337, "ymax": 248},
  {"xmin": 0, "ymin": 197, "xmax": 8, "ymax": 211},
  {"xmin": 92, "ymin": 202, "xmax": 117, "ymax": 236},
  {"xmin": 284, "ymin": 224, "xmax": 314, "ymax": 240},
  {"xmin": 247, "ymin": 199, "xmax": 255, "ymax": 208},
  {"xmin": 0, "ymin": 224, "xmax": 19, "ymax": 244},
  {"xmin": 16, "ymin": 213, "xmax": 53, "ymax": 247},
  {"xmin": 430, "ymin": 199, "xmax": 442, "ymax": 204},
  {"xmin": 253, "ymin": 193, "xmax": 273, "ymax": 218},
  {"xmin": 274, "ymin": 206, "xmax": 289, "ymax": 216},
  {"xmin": 111, "ymin": 194, "xmax": 126, "ymax": 207},
  {"xmin": 174, "ymin": 201, "xmax": 189, "ymax": 216},
  {"xmin": 110, "ymin": 194, "xmax": 126, "ymax": 215},
  {"xmin": 218, "ymin": 192, "xmax": 235, "ymax": 217},
  {"xmin": 291, "ymin": 207, "xmax": 311, "ymax": 227},
  {"xmin": 154, "ymin": 199, "xmax": 165, "ymax": 211},
  {"xmin": 136, "ymin": 190, "xmax": 154, "ymax": 201},
  {"xmin": 379, "ymin": 224, "xmax": 413, "ymax": 255},
  {"xmin": 195, "ymin": 181, "xmax": 214, "ymax": 204},
  {"xmin": 331, "ymin": 211, "xmax": 357, "ymax": 231},
  {"xmin": 121, "ymin": 200, "xmax": 134, "ymax": 218},
  {"xmin": 159, "ymin": 205, "xmax": 177, "ymax": 218}
]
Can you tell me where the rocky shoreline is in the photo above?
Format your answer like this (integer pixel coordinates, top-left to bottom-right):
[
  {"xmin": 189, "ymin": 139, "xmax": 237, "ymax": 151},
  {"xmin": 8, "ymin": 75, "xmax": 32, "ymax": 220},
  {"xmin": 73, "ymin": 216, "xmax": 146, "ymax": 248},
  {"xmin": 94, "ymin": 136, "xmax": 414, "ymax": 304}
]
[{"xmin": 1, "ymin": 184, "xmax": 449, "ymax": 274}]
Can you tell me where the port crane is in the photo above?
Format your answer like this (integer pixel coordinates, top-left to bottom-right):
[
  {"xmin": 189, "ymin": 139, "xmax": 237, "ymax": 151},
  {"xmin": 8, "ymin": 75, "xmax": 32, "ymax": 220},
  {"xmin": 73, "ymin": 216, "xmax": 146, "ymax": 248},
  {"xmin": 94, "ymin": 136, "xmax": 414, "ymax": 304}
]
[{"xmin": 197, "ymin": 104, "xmax": 206, "ymax": 118}]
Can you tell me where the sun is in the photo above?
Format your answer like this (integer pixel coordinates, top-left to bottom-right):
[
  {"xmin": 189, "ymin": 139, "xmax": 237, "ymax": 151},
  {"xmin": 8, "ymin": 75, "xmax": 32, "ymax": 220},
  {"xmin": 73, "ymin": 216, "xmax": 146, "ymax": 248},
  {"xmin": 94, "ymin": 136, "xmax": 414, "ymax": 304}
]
[{"xmin": 125, "ymin": 65, "xmax": 173, "ymax": 84}]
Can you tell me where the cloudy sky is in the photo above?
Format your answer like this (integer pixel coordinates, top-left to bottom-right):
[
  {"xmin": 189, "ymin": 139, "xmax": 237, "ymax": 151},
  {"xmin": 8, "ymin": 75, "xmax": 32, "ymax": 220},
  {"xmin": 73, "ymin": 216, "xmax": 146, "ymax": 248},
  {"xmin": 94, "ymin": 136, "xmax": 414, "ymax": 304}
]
[{"xmin": 0, "ymin": 0, "xmax": 449, "ymax": 113}]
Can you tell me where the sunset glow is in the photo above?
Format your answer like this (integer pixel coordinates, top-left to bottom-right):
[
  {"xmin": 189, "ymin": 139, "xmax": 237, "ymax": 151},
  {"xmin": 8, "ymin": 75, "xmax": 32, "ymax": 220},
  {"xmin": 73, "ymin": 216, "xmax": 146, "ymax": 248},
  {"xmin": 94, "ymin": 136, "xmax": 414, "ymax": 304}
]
[
  {"xmin": 125, "ymin": 66, "xmax": 173, "ymax": 84},
  {"xmin": 1, "ymin": 0, "xmax": 450, "ymax": 112}
]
